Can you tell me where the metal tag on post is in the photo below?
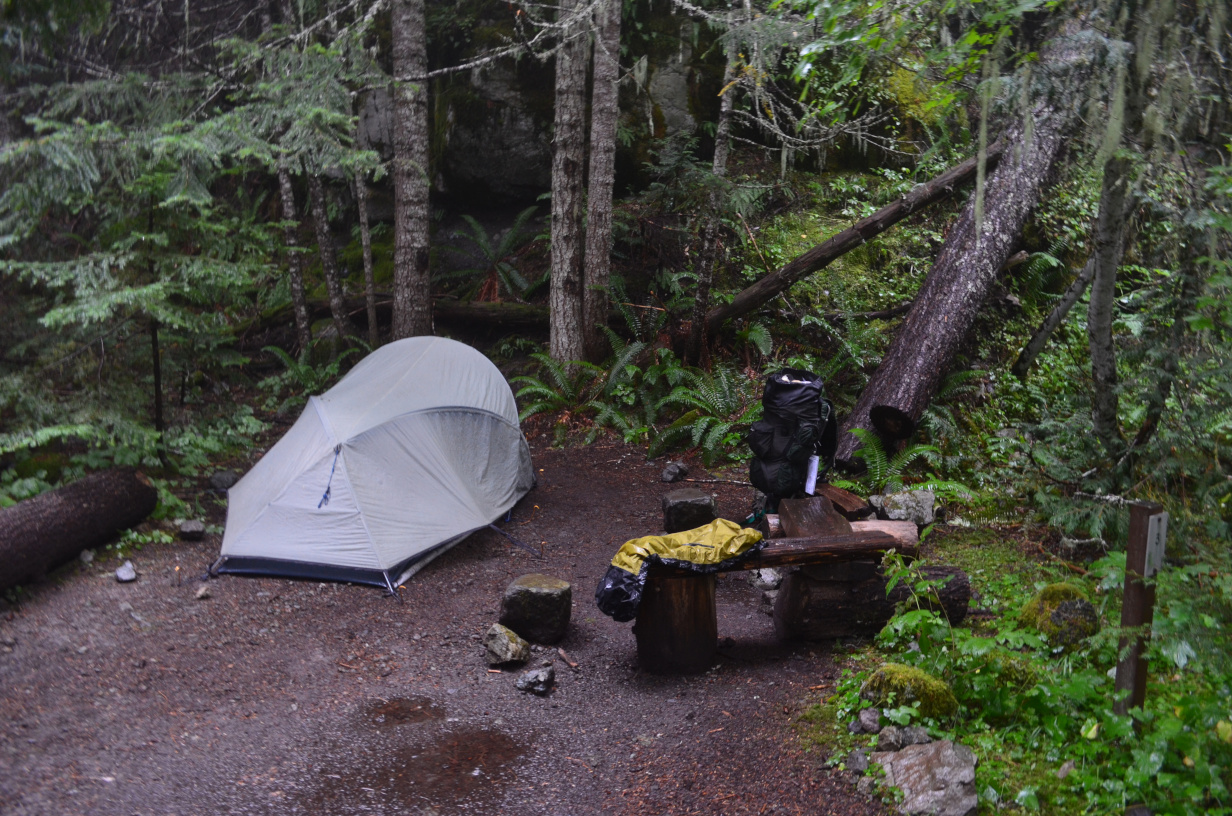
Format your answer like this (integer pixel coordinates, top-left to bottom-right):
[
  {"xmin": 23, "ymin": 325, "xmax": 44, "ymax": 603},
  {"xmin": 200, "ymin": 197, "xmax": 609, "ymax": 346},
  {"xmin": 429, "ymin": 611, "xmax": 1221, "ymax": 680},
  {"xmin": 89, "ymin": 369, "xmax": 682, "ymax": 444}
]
[{"xmin": 1144, "ymin": 512, "xmax": 1168, "ymax": 579}]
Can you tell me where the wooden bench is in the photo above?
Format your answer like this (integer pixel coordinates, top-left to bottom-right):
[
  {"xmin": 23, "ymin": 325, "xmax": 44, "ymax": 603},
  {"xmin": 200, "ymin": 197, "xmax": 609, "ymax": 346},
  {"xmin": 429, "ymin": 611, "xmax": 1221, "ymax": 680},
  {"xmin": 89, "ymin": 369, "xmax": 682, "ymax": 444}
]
[{"xmin": 632, "ymin": 519, "xmax": 920, "ymax": 674}]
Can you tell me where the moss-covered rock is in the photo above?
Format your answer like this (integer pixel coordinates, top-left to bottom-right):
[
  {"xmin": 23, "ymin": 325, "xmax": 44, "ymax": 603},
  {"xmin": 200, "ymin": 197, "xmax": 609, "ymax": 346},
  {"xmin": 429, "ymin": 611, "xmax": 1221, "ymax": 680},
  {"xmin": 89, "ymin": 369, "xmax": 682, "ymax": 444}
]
[
  {"xmin": 861, "ymin": 663, "xmax": 958, "ymax": 718},
  {"xmin": 982, "ymin": 651, "xmax": 1039, "ymax": 688},
  {"xmin": 1019, "ymin": 583, "xmax": 1100, "ymax": 646}
]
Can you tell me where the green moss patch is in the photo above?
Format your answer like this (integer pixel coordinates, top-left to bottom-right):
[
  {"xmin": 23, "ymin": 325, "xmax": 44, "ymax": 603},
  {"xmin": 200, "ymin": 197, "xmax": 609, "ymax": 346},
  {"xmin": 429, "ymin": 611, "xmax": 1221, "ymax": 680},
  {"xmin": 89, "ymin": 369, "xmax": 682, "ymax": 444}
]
[{"xmin": 860, "ymin": 662, "xmax": 958, "ymax": 718}]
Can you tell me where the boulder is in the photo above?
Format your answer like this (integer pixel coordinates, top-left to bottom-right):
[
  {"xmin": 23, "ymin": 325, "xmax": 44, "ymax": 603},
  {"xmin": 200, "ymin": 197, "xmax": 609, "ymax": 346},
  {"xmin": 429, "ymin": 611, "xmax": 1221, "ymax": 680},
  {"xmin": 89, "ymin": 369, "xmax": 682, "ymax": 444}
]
[
  {"xmin": 861, "ymin": 663, "xmax": 958, "ymax": 718},
  {"xmin": 515, "ymin": 665, "xmax": 555, "ymax": 695},
  {"xmin": 847, "ymin": 748, "xmax": 869, "ymax": 772},
  {"xmin": 857, "ymin": 707, "xmax": 883, "ymax": 734},
  {"xmin": 662, "ymin": 488, "xmax": 717, "ymax": 534},
  {"xmin": 179, "ymin": 519, "xmax": 206, "ymax": 541},
  {"xmin": 1019, "ymin": 583, "xmax": 1099, "ymax": 647},
  {"xmin": 748, "ymin": 567, "xmax": 782, "ymax": 590},
  {"xmin": 499, "ymin": 574, "xmax": 572, "ymax": 644},
  {"xmin": 661, "ymin": 461, "xmax": 689, "ymax": 483},
  {"xmin": 877, "ymin": 490, "xmax": 936, "ymax": 526},
  {"xmin": 208, "ymin": 470, "xmax": 241, "ymax": 491},
  {"xmin": 483, "ymin": 623, "xmax": 530, "ymax": 665},
  {"xmin": 872, "ymin": 740, "xmax": 978, "ymax": 816},
  {"xmin": 1049, "ymin": 599, "xmax": 1100, "ymax": 646},
  {"xmin": 877, "ymin": 725, "xmax": 905, "ymax": 751}
]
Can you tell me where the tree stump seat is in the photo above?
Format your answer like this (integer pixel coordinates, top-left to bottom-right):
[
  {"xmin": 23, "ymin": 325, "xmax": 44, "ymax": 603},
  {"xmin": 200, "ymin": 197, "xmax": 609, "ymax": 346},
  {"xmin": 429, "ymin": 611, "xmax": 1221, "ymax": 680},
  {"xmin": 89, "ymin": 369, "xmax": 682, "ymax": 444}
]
[{"xmin": 632, "ymin": 520, "xmax": 922, "ymax": 674}]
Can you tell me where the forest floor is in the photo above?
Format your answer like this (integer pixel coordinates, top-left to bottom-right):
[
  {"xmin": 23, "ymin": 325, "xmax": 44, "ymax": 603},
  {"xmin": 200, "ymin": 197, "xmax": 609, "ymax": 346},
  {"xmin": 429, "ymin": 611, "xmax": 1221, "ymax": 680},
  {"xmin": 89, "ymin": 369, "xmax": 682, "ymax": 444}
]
[{"xmin": 0, "ymin": 437, "xmax": 892, "ymax": 816}]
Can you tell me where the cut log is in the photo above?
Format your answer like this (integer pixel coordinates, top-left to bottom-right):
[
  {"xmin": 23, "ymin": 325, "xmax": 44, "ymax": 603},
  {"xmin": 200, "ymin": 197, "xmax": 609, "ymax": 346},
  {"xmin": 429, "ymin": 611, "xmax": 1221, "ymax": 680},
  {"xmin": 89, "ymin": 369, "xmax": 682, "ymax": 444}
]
[
  {"xmin": 817, "ymin": 484, "xmax": 874, "ymax": 519},
  {"xmin": 632, "ymin": 572, "xmax": 717, "ymax": 674},
  {"xmin": 0, "ymin": 468, "xmax": 159, "ymax": 591},
  {"xmin": 704, "ymin": 143, "xmax": 1005, "ymax": 337},
  {"xmin": 835, "ymin": 98, "xmax": 1075, "ymax": 465},
  {"xmin": 778, "ymin": 496, "xmax": 853, "ymax": 537},
  {"xmin": 741, "ymin": 523, "xmax": 918, "ymax": 570},
  {"xmin": 774, "ymin": 563, "xmax": 970, "ymax": 641}
]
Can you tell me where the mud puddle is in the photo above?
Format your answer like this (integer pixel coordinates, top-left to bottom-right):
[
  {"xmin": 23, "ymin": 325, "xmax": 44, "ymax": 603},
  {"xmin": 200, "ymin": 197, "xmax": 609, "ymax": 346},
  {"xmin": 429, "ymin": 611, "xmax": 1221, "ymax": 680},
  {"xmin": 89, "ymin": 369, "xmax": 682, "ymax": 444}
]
[
  {"xmin": 302, "ymin": 727, "xmax": 524, "ymax": 813},
  {"xmin": 366, "ymin": 695, "xmax": 443, "ymax": 727}
]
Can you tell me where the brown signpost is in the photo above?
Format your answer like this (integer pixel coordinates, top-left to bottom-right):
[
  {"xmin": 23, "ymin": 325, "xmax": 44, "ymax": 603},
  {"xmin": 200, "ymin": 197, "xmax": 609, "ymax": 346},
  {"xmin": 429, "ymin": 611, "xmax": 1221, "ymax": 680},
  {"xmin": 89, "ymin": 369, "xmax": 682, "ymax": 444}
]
[{"xmin": 1114, "ymin": 501, "xmax": 1167, "ymax": 717}]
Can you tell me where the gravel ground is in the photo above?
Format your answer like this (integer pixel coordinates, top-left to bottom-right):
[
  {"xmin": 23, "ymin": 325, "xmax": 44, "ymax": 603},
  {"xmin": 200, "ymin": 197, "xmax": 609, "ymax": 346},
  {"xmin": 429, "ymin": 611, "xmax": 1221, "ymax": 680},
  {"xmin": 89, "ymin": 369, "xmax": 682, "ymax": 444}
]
[{"xmin": 0, "ymin": 440, "xmax": 891, "ymax": 816}]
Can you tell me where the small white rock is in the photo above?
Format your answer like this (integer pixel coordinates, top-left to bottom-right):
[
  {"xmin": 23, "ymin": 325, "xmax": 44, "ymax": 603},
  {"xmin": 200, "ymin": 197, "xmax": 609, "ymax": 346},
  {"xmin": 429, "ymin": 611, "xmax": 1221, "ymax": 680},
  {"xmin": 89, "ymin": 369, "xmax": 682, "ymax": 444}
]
[
  {"xmin": 194, "ymin": 585, "xmax": 212, "ymax": 600},
  {"xmin": 115, "ymin": 561, "xmax": 137, "ymax": 583}
]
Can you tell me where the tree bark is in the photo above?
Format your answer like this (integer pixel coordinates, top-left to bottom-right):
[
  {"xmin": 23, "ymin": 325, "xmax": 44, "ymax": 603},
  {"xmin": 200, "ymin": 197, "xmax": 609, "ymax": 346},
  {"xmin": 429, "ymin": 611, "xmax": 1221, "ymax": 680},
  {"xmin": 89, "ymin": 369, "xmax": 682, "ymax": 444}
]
[
  {"xmin": 633, "ymin": 572, "xmax": 717, "ymax": 674},
  {"xmin": 390, "ymin": 0, "xmax": 433, "ymax": 339},
  {"xmin": 307, "ymin": 174, "xmax": 352, "ymax": 343},
  {"xmin": 834, "ymin": 110, "xmax": 1067, "ymax": 466},
  {"xmin": 705, "ymin": 143, "xmax": 1005, "ymax": 337},
  {"xmin": 1012, "ymin": 257, "xmax": 1095, "ymax": 379},
  {"xmin": 277, "ymin": 169, "xmax": 313, "ymax": 356},
  {"xmin": 582, "ymin": 0, "xmax": 622, "ymax": 362},
  {"xmin": 354, "ymin": 170, "xmax": 380, "ymax": 348},
  {"xmin": 0, "ymin": 469, "xmax": 158, "ymax": 592},
  {"xmin": 710, "ymin": 4, "xmax": 737, "ymax": 177},
  {"xmin": 549, "ymin": 0, "xmax": 589, "ymax": 363},
  {"xmin": 1087, "ymin": 158, "xmax": 1132, "ymax": 459},
  {"xmin": 687, "ymin": 219, "xmax": 720, "ymax": 365}
]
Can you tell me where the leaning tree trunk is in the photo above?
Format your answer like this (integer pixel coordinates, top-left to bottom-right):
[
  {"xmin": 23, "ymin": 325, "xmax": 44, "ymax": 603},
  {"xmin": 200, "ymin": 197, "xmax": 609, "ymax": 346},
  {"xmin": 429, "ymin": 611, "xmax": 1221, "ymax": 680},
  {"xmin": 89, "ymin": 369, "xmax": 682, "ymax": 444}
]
[
  {"xmin": 390, "ymin": 0, "xmax": 433, "ymax": 339},
  {"xmin": 704, "ymin": 143, "xmax": 1005, "ymax": 338},
  {"xmin": 0, "ymin": 469, "xmax": 158, "ymax": 592},
  {"xmin": 307, "ymin": 174, "xmax": 352, "ymax": 343},
  {"xmin": 1012, "ymin": 258, "xmax": 1095, "ymax": 379},
  {"xmin": 277, "ymin": 169, "xmax": 313, "ymax": 356},
  {"xmin": 835, "ymin": 106, "xmax": 1070, "ymax": 465},
  {"xmin": 548, "ymin": 0, "xmax": 589, "ymax": 364},
  {"xmin": 581, "ymin": 0, "xmax": 622, "ymax": 362}
]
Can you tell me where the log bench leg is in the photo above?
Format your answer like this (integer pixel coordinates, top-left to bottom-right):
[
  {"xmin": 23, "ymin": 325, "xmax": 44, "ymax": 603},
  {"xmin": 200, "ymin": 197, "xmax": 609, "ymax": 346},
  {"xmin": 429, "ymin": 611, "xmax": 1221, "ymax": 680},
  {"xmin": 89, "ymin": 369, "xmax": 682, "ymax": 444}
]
[{"xmin": 633, "ymin": 572, "xmax": 717, "ymax": 674}]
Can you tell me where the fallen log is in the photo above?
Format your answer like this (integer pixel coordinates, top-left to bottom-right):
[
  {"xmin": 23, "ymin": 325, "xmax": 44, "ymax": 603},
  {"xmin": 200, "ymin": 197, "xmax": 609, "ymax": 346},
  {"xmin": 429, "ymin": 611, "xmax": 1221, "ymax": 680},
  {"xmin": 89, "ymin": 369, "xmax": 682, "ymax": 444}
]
[
  {"xmin": 704, "ymin": 142, "xmax": 1005, "ymax": 337},
  {"xmin": 834, "ymin": 37, "xmax": 1098, "ymax": 465},
  {"xmin": 0, "ymin": 468, "xmax": 158, "ymax": 591},
  {"xmin": 774, "ymin": 563, "xmax": 970, "ymax": 641}
]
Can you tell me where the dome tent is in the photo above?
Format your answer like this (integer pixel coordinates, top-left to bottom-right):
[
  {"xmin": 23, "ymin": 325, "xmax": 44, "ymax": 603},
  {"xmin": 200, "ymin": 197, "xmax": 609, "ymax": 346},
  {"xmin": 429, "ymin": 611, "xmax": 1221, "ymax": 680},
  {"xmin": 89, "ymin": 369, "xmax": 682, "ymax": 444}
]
[{"xmin": 214, "ymin": 337, "xmax": 535, "ymax": 591}]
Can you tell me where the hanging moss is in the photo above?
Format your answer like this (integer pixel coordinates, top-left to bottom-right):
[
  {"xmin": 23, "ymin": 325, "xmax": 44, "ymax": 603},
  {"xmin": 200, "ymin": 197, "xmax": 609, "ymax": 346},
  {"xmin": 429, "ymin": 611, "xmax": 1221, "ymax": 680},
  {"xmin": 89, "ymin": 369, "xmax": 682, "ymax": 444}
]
[{"xmin": 860, "ymin": 662, "xmax": 958, "ymax": 718}]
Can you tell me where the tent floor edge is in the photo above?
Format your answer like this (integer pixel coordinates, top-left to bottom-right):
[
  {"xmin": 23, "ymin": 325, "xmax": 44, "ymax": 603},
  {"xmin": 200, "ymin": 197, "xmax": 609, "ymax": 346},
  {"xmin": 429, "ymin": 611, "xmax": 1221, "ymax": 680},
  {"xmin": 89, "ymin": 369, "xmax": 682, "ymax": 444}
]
[{"xmin": 214, "ymin": 556, "xmax": 393, "ymax": 588}]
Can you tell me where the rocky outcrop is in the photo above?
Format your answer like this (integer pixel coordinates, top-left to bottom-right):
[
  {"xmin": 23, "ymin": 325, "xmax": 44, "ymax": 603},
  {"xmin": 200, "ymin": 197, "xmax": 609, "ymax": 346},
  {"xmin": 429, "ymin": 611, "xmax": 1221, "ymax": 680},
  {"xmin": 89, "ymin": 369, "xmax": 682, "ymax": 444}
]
[{"xmin": 871, "ymin": 740, "xmax": 978, "ymax": 816}]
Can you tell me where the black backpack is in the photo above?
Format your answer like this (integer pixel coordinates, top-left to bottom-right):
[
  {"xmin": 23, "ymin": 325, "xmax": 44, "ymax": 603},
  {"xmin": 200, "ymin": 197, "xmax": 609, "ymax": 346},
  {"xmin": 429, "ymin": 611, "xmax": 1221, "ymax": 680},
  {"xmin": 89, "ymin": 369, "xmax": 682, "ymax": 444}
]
[{"xmin": 747, "ymin": 369, "xmax": 837, "ymax": 506}]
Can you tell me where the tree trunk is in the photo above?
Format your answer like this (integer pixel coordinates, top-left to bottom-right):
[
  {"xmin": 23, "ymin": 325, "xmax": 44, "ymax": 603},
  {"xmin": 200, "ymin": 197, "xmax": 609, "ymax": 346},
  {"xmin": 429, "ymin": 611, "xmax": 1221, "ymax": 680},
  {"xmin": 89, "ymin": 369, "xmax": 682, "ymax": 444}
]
[
  {"xmin": 1087, "ymin": 157, "xmax": 1132, "ymax": 459},
  {"xmin": 835, "ymin": 110, "xmax": 1067, "ymax": 465},
  {"xmin": 277, "ymin": 168, "xmax": 313, "ymax": 356},
  {"xmin": 774, "ymin": 563, "xmax": 970, "ymax": 641},
  {"xmin": 1012, "ymin": 257, "xmax": 1094, "ymax": 379},
  {"xmin": 355, "ymin": 170, "xmax": 380, "ymax": 348},
  {"xmin": 307, "ymin": 174, "xmax": 352, "ymax": 343},
  {"xmin": 687, "ymin": 219, "xmax": 720, "ymax": 365},
  {"xmin": 549, "ymin": 0, "xmax": 589, "ymax": 363},
  {"xmin": 390, "ymin": 0, "xmax": 433, "ymax": 339},
  {"xmin": 705, "ymin": 143, "xmax": 1005, "ymax": 338},
  {"xmin": 0, "ymin": 469, "xmax": 159, "ymax": 592},
  {"xmin": 581, "ymin": 0, "xmax": 622, "ymax": 362},
  {"xmin": 710, "ymin": 6, "xmax": 737, "ymax": 176},
  {"xmin": 633, "ymin": 572, "xmax": 717, "ymax": 674}
]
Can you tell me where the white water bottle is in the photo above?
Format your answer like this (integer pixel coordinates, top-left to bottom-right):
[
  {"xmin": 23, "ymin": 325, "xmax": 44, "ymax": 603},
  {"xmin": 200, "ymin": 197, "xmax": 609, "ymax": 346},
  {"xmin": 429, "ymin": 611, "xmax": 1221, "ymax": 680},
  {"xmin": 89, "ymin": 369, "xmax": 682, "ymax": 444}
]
[{"xmin": 804, "ymin": 454, "xmax": 820, "ymax": 495}]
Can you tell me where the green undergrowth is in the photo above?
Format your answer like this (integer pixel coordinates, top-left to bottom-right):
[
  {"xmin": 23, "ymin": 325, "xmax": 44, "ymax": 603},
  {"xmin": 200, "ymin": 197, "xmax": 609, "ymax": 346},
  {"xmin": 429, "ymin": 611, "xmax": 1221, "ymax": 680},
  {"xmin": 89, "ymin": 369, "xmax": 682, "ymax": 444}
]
[{"xmin": 797, "ymin": 527, "xmax": 1232, "ymax": 815}]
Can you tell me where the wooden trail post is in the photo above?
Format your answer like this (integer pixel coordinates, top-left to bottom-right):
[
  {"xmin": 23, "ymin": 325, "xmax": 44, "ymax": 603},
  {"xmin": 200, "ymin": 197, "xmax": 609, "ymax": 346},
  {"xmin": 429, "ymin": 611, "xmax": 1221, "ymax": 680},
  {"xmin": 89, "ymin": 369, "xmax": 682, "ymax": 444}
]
[{"xmin": 1114, "ymin": 501, "xmax": 1167, "ymax": 717}]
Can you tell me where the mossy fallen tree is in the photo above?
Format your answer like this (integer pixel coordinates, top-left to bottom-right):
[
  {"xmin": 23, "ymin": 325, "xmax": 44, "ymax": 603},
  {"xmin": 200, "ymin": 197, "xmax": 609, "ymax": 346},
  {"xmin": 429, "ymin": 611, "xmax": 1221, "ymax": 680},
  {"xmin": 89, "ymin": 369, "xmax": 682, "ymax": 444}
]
[{"xmin": 704, "ymin": 143, "xmax": 1006, "ymax": 337}]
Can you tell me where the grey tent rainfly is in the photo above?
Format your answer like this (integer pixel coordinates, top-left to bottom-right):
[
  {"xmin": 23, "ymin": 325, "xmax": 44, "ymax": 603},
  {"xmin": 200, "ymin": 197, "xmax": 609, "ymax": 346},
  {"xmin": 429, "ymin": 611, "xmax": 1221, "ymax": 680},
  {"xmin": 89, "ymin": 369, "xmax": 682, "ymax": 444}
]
[{"xmin": 211, "ymin": 338, "xmax": 535, "ymax": 592}]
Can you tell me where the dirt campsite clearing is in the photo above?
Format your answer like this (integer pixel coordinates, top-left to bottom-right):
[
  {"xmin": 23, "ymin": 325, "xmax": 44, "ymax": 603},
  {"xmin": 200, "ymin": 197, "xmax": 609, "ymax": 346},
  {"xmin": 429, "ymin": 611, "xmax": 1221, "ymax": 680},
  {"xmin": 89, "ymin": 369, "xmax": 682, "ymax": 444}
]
[{"xmin": 0, "ymin": 440, "xmax": 891, "ymax": 816}]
